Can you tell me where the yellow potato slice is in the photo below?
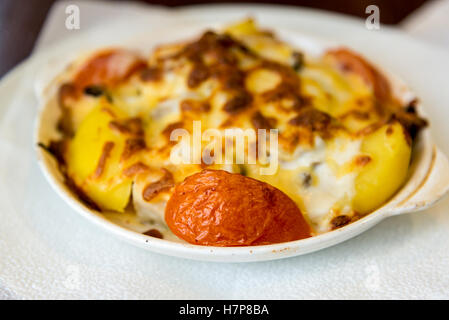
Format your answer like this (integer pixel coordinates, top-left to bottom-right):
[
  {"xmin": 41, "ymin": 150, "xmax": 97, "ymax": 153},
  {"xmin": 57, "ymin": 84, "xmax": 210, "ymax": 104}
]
[
  {"xmin": 66, "ymin": 102, "xmax": 133, "ymax": 212},
  {"xmin": 353, "ymin": 121, "xmax": 411, "ymax": 214},
  {"xmin": 225, "ymin": 18, "xmax": 258, "ymax": 36}
]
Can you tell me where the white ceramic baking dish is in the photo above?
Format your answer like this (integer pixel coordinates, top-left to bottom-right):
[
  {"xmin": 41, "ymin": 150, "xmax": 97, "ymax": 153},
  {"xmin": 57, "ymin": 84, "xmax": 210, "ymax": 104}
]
[{"xmin": 35, "ymin": 25, "xmax": 449, "ymax": 262}]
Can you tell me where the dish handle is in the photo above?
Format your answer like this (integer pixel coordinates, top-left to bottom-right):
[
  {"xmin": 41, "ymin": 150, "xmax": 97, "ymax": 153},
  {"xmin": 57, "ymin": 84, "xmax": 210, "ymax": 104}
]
[{"xmin": 392, "ymin": 148, "xmax": 449, "ymax": 215}]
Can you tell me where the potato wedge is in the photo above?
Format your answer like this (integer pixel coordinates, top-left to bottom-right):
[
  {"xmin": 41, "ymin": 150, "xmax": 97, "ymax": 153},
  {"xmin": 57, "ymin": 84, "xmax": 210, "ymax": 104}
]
[
  {"xmin": 66, "ymin": 102, "xmax": 134, "ymax": 212},
  {"xmin": 353, "ymin": 121, "xmax": 411, "ymax": 214},
  {"xmin": 225, "ymin": 18, "xmax": 258, "ymax": 36}
]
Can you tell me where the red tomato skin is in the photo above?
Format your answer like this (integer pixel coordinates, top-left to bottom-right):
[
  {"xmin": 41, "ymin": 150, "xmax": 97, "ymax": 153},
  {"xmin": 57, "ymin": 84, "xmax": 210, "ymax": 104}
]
[{"xmin": 165, "ymin": 170, "xmax": 311, "ymax": 246}]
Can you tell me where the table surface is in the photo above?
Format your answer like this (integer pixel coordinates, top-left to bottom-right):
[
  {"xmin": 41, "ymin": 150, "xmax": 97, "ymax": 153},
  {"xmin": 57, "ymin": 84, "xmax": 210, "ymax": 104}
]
[{"xmin": 0, "ymin": 0, "xmax": 429, "ymax": 79}]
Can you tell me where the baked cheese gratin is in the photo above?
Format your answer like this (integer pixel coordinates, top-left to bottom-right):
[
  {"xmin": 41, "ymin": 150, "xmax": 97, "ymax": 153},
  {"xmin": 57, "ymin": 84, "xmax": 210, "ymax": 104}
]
[{"xmin": 40, "ymin": 19, "xmax": 427, "ymax": 246}]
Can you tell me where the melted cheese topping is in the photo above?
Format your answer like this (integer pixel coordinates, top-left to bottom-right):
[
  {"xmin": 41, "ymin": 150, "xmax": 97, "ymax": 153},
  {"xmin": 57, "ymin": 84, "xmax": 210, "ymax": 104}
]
[{"xmin": 52, "ymin": 19, "xmax": 426, "ymax": 236}]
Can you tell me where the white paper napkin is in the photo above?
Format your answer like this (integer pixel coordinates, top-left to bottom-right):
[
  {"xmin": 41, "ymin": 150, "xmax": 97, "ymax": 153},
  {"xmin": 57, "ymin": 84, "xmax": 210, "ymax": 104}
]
[{"xmin": 401, "ymin": 0, "xmax": 449, "ymax": 49}]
